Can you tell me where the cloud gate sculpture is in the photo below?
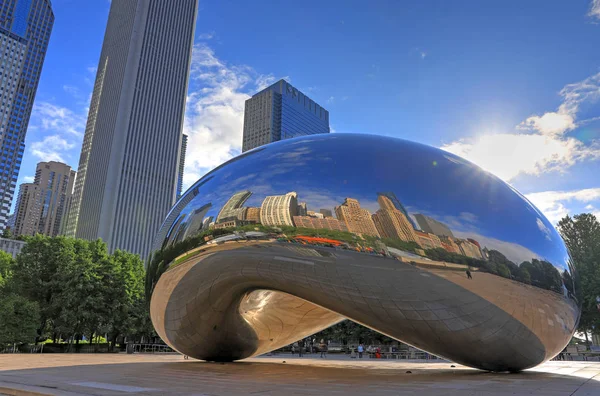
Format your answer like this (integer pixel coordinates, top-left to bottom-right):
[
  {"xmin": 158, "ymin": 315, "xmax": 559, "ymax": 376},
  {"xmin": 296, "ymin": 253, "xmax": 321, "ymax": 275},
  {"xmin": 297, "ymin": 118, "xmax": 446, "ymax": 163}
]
[{"xmin": 148, "ymin": 134, "xmax": 580, "ymax": 372}]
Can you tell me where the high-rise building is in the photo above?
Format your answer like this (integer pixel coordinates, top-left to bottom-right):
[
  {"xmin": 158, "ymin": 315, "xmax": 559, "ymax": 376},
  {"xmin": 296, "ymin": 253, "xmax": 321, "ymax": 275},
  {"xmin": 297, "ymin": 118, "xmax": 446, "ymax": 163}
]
[
  {"xmin": 242, "ymin": 80, "xmax": 330, "ymax": 152},
  {"xmin": 372, "ymin": 195, "xmax": 418, "ymax": 244},
  {"xmin": 216, "ymin": 191, "xmax": 252, "ymax": 223},
  {"xmin": 0, "ymin": 0, "xmax": 54, "ymax": 231},
  {"xmin": 177, "ymin": 134, "xmax": 188, "ymax": 200},
  {"xmin": 297, "ymin": 202, "xmax": 307, "ymax": 216},
  {"xmin": 335, "ymin": 198, "xmax": 379, "ymax": 237},
  {"xmin": 376, "ymin": 192, "xmax": 417, "ymax": 230},
  {"xmin": 244, "ymin": 207, "xmax": 261, "ymax": 223},
  {"xmin": 414, "ymin": 214, "xmax": 455, "ymax": 238},
  {"xmin": 260, "ymin": 192, "xmax": 298, "ymax": 227},
  {"xmin": 414, "ymin": 230, "xmax": 443, "ymax": 250},
  {"xmin": 457, "ymin": 239, "xmax": 484, "ymax": 260},
  {"xmin": 13, "ymin": 161, "xmax": 75, "ymax": 237},
  {"xmin": 67, "ymin": 0, "xmax": 198, "ymax": 258}
]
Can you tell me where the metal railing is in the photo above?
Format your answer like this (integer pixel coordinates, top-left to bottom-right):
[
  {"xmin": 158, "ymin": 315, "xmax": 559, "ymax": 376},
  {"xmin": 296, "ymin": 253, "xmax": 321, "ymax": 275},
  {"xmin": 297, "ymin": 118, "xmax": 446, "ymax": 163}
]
[
  {"xmin": 551, "ymin": 352, "xmax": 600, "ymax": 362},
  {"xmin": 129, "ymin": 343, "xmax": 175, "ymax": 354}
]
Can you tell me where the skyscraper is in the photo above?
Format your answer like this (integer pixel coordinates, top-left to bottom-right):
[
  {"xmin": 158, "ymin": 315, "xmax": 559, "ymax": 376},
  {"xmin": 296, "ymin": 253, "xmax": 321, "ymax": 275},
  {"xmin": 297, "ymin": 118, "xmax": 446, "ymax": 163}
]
[
  {"xmin": 414, "ymin": 214, "xmax": 455, "ymax": 238},
  {"xmin": 376, "ymin": 192, "xmax": 417, "ymax": 230},
  {"xmin": 260, "ymin": 192, "xmax": 298, "ymax": 227},
  {"xmin": 372, "ymin": 195, "xmax": 418, "ymax": 244},
  {"xmin": 67, "ymin": 0, "xmax": 198, "ymax": 258},
  {"xmin": 13, "ymin": 161, "xmax": 75, "ymax": 237},
  {"xmin": 335, "ymin": 198, "xmax": 379, "ymax": 237},
  {"xmin": 216, "ymin": 191, "xmax": 252, "ymax": 223},
  {"xmin": 177, "ymin": 134, "xmax": 188, "ymax": 200},
  {"xmin": 242, "ymin": 80, "xmax": 330, "ymax": 152},
  {"xmin": 0, "ymin": 0, "xmax": 54, "ymax": 231}
]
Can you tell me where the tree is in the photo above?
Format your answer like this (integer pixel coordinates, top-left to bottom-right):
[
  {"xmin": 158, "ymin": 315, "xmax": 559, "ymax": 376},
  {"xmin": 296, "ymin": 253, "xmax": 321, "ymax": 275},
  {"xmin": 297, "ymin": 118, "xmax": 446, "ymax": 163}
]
[
  {"xmin": 1, "ymin": 227, "xmax": 13, "ymax": 239},
  {"xmin": 104, "ymin": 250, "xmax": 146, "ymax": 349},
  {"xmin": 557, "ymin": 213, "xmax": 600, "ymax": 341},
  {"xmin": 11, "ymin": 235, "xmax": 75, "ymax": 342},
  {"xmin": 0, "ymin": 250, "xmax": 12, "ymax": 290},
  {"xmin": 0, "ymin": 294, "xmax": 40, "ymax": 345}
]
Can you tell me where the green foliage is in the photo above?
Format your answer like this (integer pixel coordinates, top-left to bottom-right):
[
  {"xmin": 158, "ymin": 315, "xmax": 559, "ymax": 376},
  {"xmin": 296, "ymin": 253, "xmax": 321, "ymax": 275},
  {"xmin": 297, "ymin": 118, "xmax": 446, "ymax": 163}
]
[
  {"xmin": 424, "ymin": 247, "xmax": 486, "ymax": 267},
  {"xmin": 382, "ymin": 238, "xmax": 420, "ymax": 253},
  {"xmin": 0, "ymin": 250, "xmax": 12, "ymax": 290},
  {"xmin": 1, "ymin": 228, "xmax": 13, "ymax": 239},
  {"xmin": 557, "ymin": 213, "xmax": 600, "ymax": 336},
  {"xmin": 3, "ymin": 235, "xmax": 150, "ymax": 346},
  {"xmin": 313, "ymin": 320, "xmax": 395, "ymax": 346},
  {"xmin": 0, "ymin": 294, "xmax": 40, "ymax": 345}
]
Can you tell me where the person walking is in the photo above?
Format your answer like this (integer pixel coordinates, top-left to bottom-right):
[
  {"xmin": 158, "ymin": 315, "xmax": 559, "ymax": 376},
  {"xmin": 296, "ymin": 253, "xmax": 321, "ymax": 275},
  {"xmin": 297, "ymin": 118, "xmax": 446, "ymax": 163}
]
[
  {"xmin": 357, "ymin": 343, "xmax": 364, "ymax": 358},
  {"xmin": 350, "ymin": 346, "xmax": 357, "ymax": 359},
  {"xmin": 466, "ymin": 269, "xmax": 472, "ymax": 279},
  {"xmin": 319, "ymin": 339, "xmax": 327, "ymax": 358}
]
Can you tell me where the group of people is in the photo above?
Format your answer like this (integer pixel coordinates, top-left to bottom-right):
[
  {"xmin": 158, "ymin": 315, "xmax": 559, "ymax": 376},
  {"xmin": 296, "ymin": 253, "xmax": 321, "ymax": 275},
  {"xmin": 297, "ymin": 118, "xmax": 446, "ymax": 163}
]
[
  {"xmin": 349, "ymin": 344, "xmax": 366, "ymax": 358},
  {"xmin": 290, "ymin": 339, "xmax": 329, "ymax": 358}
]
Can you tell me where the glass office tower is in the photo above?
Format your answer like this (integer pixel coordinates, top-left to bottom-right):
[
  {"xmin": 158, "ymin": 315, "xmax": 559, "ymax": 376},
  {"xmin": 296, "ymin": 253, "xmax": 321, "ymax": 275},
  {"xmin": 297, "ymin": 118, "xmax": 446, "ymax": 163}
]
[
  {"xmin": 242, "ymin": 79, "xmax": 330, "ymax": 152},
  {"xmin": 67, "ymin": 0, "xmax": 198, "ymax": 260},
  {"xmin": 0, "ymin": 0, "xmax": 54, "ymax": 230}
]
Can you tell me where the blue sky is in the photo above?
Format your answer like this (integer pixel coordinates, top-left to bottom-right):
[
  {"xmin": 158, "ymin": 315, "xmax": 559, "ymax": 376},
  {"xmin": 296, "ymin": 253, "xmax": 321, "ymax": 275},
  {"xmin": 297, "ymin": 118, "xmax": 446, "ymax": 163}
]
[{"xmin": 20, "ymin": 0, "xmax": 600, "ymax": 224}]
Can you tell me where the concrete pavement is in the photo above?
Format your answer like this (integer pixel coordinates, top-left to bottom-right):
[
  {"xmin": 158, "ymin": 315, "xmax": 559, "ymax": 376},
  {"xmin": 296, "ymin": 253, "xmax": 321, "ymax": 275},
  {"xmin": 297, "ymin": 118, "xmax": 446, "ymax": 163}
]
[{"xmin": 0, "ymin": 354, "xmax": 599, "ymax": 395}]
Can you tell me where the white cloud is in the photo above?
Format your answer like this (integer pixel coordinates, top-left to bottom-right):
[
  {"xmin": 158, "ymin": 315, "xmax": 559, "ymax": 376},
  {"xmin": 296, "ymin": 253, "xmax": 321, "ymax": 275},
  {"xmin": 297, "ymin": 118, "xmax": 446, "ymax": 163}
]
[
  {"xmin": 441, "ymin": 71, "xmax": 600, "ymax": 181},
  {"xmin": 536, "ymin": 218, "xmax": 552, "ymax": 241},
  {"xmin": 589, "ymin": 0, "xmax": 600, "ymax": 20},
  {"xmin": 441, "ymin": 133, "xmax": 598, "ymax": 181},
  {"xmin": 30, "ymin": 135, "xmax": 75, "ymax": 162},
  {"xmin": 518, "ymin": 71, "xmax": 600, "ymax": 136},
  {"xmin": 519, "ymin": 112, "xmax": 575, "ymax": 136},
  {"xmin": 525, "ymin": 188, "xmax": 600, "ymax": 224},
  {"xmin": 22, "ymin": 176, "xmax": 34, "ymax": 183},
  {"xmin": 31, "ymin": 102, "xmax": 86, "ymax": 137},
  {"xmin": 63, "ymin": 85, "xmax": 80, "ymax": 96},
  {"xmin": 327, "ymin": 96, "xmax": 335, "ymax": 104},
  {"xmin": 197, "ymin": 32, "xmax": 215, "ymax": 40},
  {"xmin": 182, "ymin": 43, "xmax": 287, "ymax": 190}
]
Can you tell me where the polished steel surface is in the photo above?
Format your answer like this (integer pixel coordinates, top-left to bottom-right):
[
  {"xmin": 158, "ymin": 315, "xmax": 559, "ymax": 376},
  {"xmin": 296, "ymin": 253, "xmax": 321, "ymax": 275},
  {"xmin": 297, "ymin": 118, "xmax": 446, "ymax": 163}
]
[{"xmin": 148, "ymin": 134, "xmax": 580, "ymax": 372}]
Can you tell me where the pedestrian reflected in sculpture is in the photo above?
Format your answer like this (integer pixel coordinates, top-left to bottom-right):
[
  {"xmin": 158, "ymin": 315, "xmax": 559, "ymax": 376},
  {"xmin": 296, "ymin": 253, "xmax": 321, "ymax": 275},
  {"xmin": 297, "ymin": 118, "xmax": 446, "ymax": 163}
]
[{"xmin": 149, "ymin": 134, "xmax": 580, "ymax": 372}]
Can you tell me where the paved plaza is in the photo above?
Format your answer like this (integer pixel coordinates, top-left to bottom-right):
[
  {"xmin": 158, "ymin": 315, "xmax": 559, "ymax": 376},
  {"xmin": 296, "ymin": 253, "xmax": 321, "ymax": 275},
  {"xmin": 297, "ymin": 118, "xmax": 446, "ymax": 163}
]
[{"xmin": 0, "ymin": 354, "xmax": 599, "ymax": 395}]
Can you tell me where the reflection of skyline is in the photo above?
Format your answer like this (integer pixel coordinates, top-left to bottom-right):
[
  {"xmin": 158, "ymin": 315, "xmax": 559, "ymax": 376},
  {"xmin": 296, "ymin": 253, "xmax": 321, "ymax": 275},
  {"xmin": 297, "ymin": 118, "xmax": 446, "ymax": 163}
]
[{"xmin": 176, "ymin": 135, "xmax": 569, "ymax": 267}]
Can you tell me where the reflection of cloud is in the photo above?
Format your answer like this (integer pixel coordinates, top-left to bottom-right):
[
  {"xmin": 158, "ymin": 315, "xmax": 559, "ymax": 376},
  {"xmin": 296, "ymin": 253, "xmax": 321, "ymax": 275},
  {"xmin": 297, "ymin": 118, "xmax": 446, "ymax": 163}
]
[
  {"xmin": 536, "ymin": 218, "xmax": 552, "ymax": 241},
  {"xmin": 454, "ymin": 231, "xmax": 541, "ymax": 265},
  {"xmin": 525, "ymin": 188, "xmax": 600, "ymax": 224}
]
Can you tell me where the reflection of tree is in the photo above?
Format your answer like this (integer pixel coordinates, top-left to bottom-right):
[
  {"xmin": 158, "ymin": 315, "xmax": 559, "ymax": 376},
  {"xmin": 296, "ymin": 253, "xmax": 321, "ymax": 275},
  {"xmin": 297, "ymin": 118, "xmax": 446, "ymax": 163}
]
[
  {"xmin": 145, "ymin": 228, "xmax": 232, "ymax": 301},
  {"xmin": 424, "ymin": 247, "xmax": 564, "ymax": 293},
  {"xmin": 519, "ymin": 259, "xmax": 563, "ymax": 293}
]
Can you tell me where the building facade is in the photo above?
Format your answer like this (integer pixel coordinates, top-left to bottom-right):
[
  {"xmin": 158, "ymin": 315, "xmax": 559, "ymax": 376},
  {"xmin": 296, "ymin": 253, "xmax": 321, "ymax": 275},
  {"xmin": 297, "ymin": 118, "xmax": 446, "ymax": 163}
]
[
  {"xmin": 372, "ymin": 195, "xmax": 419, "ymax": 243},
  {"xmin": 216, "ymin": 191, "xmax": 252, "ymax": 223},
  {"xmin": 242, "ymin": 80, "xmax": 330, "ymax": 152},
  {"xmin": 377, "ymin": 192, "xmax": 418, "ymax": 230},
  {"xmin": 0, "ymin": 0, "xmax": 54, "ymax": 231},
  {"xmin": 67, "ymin": 0, "xmax": 198, "ymax": 258},
  {"xmin": 13, "ymin": 161, "xmax": 75, "ymax": 237},
  {"xmin": 260, "ymin": 192, "xmax": 297, "ymax": 227},
  {"xmin": 335, "ymin": 198, "xmax": 379, "ymax": 237},
  {"xmin": 293, "ymin": 216, "xmax": 348, "ymax": 232},
  {"xmin": 176, "ymin": 134, "xmax": 188, "ymax": 200},
  {"xmin": 0, "ymin": 236, "xmax": 25, "ymax": 258},
  {"xmin": 414, "ymin": 214, "xmax": 455, "ymax": 238}
]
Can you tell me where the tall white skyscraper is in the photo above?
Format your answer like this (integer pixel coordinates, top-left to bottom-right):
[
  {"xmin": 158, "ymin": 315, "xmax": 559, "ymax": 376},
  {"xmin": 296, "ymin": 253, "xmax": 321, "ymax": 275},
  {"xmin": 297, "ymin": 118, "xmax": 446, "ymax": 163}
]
[
  {"xmin": 66, "ymin": 0, "xmax": 198, "ymax": 259},
  {"xmin": 0, "ymin": 0, "xmax": 54, "ymax": 231}
]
